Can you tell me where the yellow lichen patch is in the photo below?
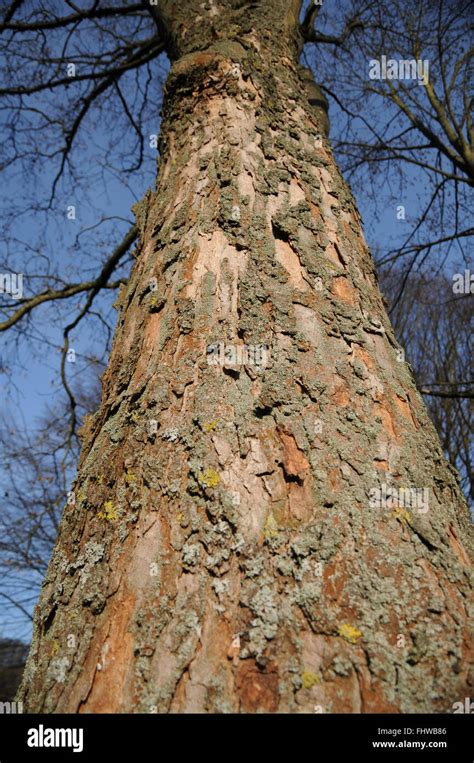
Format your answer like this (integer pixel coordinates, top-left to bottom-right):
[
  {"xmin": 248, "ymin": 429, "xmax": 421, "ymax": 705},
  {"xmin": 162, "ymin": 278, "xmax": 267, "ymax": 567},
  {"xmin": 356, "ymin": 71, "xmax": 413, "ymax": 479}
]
[
  {"xmin": 263, "ymin": 513, "xmax": 279, "ymax": 539},
  {"xmin": 98, "ymin": 500, "xmax": 118, "ymax": 521},
  {"xmin": 76, "ymin": 489, "xmax": 86, "ymax": 504},
  {"xmin": 203, "ymin": 420, "xmax": 218, "ymax": 432},
  {"xmin": 177, "ymin": 512, "xmax": 183, "ymax": 523},
  {"xmin": 96, "ymin": 474, "xmax": 105, "ymax": 485},
  {"xmin": 50, "ymin": 639, "xmax": 60, "ymax": 657},
  {"xmin": 392, "ymin": 508, "xmax": 412, "ymax": 525},
  {"xmin": 124, "ymin": 471, "xmax": 136, "ymax": 486},
  {"xmin": 197, "ymin": 468, "xmax": 220, "ymax": 488},
  {"xmin": 338, "ymin": 623, "xmax": 363, "ymax": 644},
  {"xmin": 301, "ymin": 670, "xmax": 321, "ymax": 689},
  {"xmin": 130, "ymin": 410, "xmax": 140, "ymax": 422}
]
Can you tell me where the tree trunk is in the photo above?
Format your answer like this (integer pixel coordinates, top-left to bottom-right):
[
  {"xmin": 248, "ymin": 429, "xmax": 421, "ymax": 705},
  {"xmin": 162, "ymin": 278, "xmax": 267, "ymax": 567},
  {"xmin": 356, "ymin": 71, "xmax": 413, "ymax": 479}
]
[{"xmin": 19, "ymin": 0, "xmax": 472, "ymax": 714}]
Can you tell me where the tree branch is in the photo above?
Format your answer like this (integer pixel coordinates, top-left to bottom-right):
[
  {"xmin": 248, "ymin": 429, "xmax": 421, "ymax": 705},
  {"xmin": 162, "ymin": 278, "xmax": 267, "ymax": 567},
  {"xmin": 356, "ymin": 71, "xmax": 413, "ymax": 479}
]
[
  {"xmin": 0, "ymin": 3, "xmax": 144, "ymax": 32},
  {"xmin": 302, "ymin": 15, "xmax": 363, "ymax": 45},
  {"xmin": 0, "ymin": 225, "xmax": 137, "ymax": 332}
]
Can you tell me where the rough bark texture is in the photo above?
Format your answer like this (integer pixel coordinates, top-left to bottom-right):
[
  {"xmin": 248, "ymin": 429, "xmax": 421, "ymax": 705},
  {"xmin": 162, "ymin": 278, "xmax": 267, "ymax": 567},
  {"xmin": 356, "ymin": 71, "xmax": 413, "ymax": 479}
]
[{"xmin": 19, "ymin": 0, "xmax": 473, "ymax": 714}]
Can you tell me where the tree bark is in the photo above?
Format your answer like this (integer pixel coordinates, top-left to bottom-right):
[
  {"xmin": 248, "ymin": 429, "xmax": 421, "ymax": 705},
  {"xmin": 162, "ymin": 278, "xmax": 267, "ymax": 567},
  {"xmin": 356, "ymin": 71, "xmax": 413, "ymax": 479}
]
[{"xmin": 19, "ymin": 0, "xmax": 473, "ymax": 713}]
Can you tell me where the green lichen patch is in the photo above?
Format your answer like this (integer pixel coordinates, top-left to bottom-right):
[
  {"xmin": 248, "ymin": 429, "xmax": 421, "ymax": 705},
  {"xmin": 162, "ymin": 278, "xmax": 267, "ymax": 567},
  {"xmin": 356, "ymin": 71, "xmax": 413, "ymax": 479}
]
[
  {"xmin": 197, "ymin": 468, "xmax": 220, "ymax": 489},
  {"xmin": 97, "ymin": 500, "xmax": 118, "ymax": 521},
  {"xmin": 338, "ymin": 623, "xmax": 363, "ymax": 645}
]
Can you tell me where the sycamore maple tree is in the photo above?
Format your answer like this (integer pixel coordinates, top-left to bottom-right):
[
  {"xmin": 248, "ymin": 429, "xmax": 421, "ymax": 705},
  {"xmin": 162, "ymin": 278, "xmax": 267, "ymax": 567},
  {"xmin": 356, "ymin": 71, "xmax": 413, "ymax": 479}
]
[{"xmin": 0, "ymin": 0, "xmax": 470, "ymax": 713}]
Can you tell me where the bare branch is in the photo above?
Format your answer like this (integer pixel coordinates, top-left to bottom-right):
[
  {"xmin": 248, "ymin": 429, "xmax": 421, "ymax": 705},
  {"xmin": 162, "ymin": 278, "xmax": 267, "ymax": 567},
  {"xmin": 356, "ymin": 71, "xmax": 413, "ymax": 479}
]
[{"xmin": 0, "ymin": 225, "xmax": 137, "ymax": 332}]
